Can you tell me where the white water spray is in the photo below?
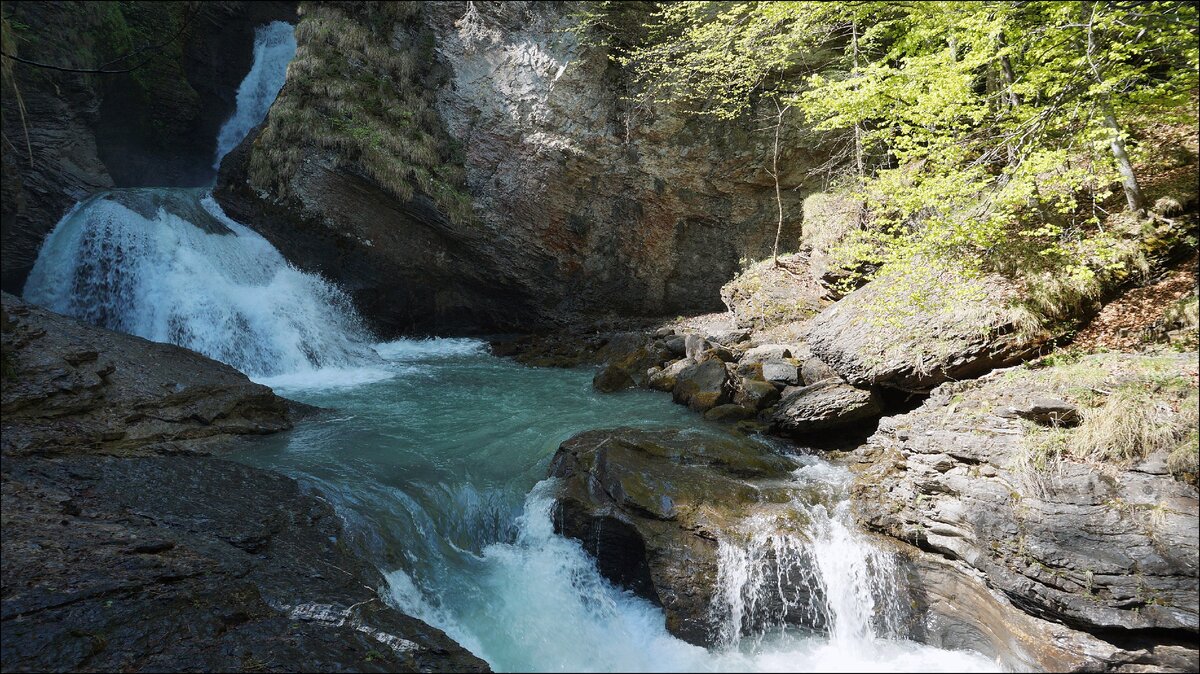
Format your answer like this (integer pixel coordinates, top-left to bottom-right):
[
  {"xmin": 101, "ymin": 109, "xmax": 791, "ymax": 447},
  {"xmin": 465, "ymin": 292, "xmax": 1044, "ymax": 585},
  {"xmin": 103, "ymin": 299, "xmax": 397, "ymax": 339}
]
[
  {"xmin": 23, "ymin": 189, "xmax": 378, "ymax": 378},
  {"xmin": 213, "ymin": 21, "xmax": 296, "ymax": 168}
]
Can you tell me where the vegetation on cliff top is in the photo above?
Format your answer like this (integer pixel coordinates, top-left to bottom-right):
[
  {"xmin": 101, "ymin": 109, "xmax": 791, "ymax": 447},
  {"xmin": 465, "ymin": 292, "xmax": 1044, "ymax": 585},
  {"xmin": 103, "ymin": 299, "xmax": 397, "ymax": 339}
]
[
  {"xmin": 581, "ymin": 1, "xmax": 1199, "ymax": 332},
  {"xmin": 249, "ymin": 1, "xmax": 473, "ymax": 224}
]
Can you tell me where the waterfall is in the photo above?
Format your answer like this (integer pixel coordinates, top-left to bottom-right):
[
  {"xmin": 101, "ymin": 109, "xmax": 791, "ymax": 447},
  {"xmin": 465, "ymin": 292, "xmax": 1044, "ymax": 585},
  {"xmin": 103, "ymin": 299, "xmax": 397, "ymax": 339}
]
[
  {"xmin": 213, "ymin": 21, "xmax": 296, "ymax": 168},
  {"xmin": 24, "ymin": 23, "xmax": 380, "ymax": 385},
  {"xmin": 23, "ymin": 189, "xmax": 379, "ymax": 379},
  {"xmin": 709, "ymin": 461, "xmax": 905, "ymax": 651}
]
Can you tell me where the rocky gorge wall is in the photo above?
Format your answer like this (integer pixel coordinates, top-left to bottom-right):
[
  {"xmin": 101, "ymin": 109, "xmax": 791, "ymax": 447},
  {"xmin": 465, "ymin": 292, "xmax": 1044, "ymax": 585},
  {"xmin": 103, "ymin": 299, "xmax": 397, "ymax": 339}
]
[{"xmin": 215, "ymin": 1, "xmax": 828, "ymax": 336}]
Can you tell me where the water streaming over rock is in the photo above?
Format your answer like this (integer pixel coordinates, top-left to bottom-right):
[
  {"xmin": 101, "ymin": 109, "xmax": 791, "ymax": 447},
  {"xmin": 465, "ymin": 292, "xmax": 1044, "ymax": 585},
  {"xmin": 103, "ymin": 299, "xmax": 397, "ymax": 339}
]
[
  {"xmin": 710, "ymin": 489, "xmax": 905, "ymax": 650},
  {"xmin": 22, "ymin": 188, "xmax": 378, "ymax": 379},
  {"xmin": 21, "ymin": 21, "xmax": 381, "ymax": 382},
  {"xmin": 213, "ymin": 21, "xmax": 296, "ymax": 168}
]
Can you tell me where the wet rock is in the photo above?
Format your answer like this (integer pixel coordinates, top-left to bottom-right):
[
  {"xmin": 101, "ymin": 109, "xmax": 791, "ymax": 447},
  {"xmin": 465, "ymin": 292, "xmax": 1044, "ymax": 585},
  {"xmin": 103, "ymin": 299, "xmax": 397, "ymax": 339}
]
[
  {"xmin": 547, "ymin": 428, "xmax": 799, "ymax": 645},
  {"xmin": 591, "ymin": 332, "xmax": 673, "ymax": 391},
  {"xmin": 1, "ymin": 293, "xmax": 296, "ymax": 456},
  {"xmin": 703, "ymin": 404, "xmax": 756, "ymax": 423},
  {"xmin": 0, "ymin": 456, "xmax": 488, "ymax": 673},
  {"xmin": 672, "ymin": 356, "xmax": 732, "ymax": 412},
  {"xmin": 593, "ymin": 364, "xmax": 635, "ymax": 393},
  {"xmin": 771, "ymin": 381, "xmax": 883, "ymax": 435}
]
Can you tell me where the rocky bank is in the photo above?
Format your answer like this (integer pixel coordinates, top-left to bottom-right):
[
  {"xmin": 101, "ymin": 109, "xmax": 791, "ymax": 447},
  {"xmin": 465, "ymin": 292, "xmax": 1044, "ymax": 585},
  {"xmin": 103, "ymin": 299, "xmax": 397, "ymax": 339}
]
[{"xmin": 0, "ymin": 293, "xmax": 487, "ymax": 672}]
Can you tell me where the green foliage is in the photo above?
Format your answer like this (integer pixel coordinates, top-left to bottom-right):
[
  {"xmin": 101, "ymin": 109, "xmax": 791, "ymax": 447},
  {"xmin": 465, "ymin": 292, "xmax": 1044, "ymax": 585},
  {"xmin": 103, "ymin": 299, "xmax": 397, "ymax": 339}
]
[
  {"xmin": 599, "ymin": 1, "xmax": 1199, "ymax": 328},
  {"xmin": 250, "ymin": 2, "xmax": 473, "ymax": 224}
]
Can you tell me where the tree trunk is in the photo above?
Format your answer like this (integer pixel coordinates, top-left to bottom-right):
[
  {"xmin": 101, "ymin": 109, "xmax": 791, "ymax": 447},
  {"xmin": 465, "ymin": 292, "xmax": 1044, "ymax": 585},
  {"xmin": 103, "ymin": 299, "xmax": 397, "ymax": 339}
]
[{"xmin": 1103, "ymin": 109, "xmax": 1145, "ymax": 213}]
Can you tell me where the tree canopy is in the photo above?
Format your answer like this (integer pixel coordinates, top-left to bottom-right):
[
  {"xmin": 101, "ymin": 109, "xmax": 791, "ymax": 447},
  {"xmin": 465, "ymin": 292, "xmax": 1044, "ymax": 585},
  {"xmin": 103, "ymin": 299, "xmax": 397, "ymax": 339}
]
[{"xmin": 583, "ymin": 1, "xmax": 1199, "ymax": 321}]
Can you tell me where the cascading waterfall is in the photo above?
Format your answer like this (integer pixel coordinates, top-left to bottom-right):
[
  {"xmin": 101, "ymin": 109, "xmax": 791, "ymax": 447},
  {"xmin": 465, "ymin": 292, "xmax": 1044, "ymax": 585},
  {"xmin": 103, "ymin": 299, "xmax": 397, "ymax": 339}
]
[
  {"xmin": 22, "ymin": 188, "xmax": 378, "ymax": 380},
  {"xmin": 21, "ymin": 21, "xmax": 383, "ymax": 384},
  {"xmin": 19, "ymin": 15, "xmax": 1003, "ymax": 673},
  {"xmin": 213, "ymin": 21, "xmax": 296, "ymax": 167}
]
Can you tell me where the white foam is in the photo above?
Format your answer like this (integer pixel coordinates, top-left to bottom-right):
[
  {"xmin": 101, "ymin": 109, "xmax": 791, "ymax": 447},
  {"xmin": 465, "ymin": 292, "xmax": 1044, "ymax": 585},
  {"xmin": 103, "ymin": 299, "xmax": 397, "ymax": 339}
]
[
  {"xmin": 23, "ymin": 190, "xmax": 379, "ymax": 379},
  {"xmin": 374, "ymin": 338, "xmax": 487, "ymax": 361},
  {"xmin": 383, "ymin": 481, "xmax": 1002, "ymax": 673}
]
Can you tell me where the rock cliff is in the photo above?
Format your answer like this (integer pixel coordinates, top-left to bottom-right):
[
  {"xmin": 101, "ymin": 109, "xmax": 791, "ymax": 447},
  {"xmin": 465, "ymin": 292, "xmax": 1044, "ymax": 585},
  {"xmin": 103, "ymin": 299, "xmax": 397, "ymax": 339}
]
[{"xmin": 216, "ymin": 1, "xmax": 829, "ymax": 335}]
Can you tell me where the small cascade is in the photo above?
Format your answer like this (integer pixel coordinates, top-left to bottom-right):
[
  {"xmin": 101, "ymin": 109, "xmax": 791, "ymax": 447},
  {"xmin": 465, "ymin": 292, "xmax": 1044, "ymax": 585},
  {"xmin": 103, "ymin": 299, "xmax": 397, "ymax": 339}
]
[
  {"xmin": 23, "ymin": 189, "xmax": 378, "ymax": 379},
  {"xmin": 709, "ymin": 462, "xmax": 905, "ymax": 651},
  {"xmin": 213, "ymin": 21, "xmax": 296, "ymax": 168}
]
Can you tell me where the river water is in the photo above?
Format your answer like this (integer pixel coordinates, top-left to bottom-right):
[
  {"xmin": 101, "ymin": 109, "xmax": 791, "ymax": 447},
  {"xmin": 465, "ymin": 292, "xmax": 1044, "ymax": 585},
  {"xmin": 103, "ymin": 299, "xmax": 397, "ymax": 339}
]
[{"xmin": 20, "ymin": 19, "xmax": 1003, "ymax": 674}]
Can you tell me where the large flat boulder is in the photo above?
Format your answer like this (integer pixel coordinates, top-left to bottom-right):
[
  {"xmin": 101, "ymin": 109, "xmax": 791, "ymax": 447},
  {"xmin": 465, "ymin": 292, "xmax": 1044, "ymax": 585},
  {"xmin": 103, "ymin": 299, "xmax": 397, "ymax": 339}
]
[{"xmin": 804, "ymin": 266, "xmax": 1042, "ymax": 391}]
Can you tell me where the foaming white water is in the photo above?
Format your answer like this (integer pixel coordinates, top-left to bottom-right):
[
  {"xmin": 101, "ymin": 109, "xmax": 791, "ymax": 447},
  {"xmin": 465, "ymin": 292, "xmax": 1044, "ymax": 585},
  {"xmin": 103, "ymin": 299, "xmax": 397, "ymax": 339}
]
[
  {"xmin": 213, "ymin": 21, "xmax": 296, "ymax": 167},
  {"xmin": 711, "ymin": 460, "xmax": 904, "ymax": 651},
  {"xmin": 23, "ymin": 189, "xmax": 379, "ymax": 379},
  {"xmin": 375, "ymin": 338, "xmax": 486, "ymax": 361},
  {"xmin": 383, "ymin": 481, "xmax": 1001, "ymax": 673}
]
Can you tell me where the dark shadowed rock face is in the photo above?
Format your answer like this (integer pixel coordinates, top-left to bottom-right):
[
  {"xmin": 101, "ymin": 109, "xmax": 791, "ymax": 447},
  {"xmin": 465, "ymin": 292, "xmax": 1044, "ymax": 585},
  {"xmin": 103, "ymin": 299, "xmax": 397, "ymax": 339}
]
[
  {"xmin": 547, "ymin": 427, "xmax": 800, "ymax": 646},
  {"xmin": 0, "ymin": 2, "xmax": 297, "ymax": 296},
  {"xmin": 1, "ymin": 292, "xmax": 295, "ymax": 456},
  {"xmin": 851, "ymin": 353, "xmax": 1199, "ymax": 672},
  {"xmin": 1, "ymin": 292, "xmax": 488, "ymax": 672},
  {"xmin": 0, "ymin": 456, "xmax": 489, "ymax": 673}
]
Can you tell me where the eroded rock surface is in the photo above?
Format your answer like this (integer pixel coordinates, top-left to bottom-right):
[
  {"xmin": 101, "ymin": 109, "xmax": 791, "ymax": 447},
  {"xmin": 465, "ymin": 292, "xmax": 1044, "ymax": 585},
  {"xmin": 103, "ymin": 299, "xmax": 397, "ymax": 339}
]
[
  {"xmin": 852, "ymin": 353, "xmax": 1200, "ymax": 671},
  {"xmin": 1, "ymin": 293, "xmax": 488, "ymax": 672},
  {"xmin": 1, "ymin": 292, "xmax": 295, "ymax": 456},
  {"xmin": 0, "ymin": 456, "xmax": 489, "ymax": 673}
]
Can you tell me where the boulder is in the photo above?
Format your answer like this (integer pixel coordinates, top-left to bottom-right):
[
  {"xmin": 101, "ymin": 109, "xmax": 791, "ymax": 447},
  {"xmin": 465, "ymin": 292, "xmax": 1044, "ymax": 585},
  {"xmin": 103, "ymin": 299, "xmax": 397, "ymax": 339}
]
[
  {"xmin": 734, "ymin": 378, "xmax": 781, "ymax": 411},
  {"xmin": 705, "ymin": 327, "xmax": 751, "ymax": 346},
  {"xmin": 740, "ymin": 344, "xmax": 795, "ymax": 363},
  {"xmin": 648, "ymin": 358, "xmax": 693, "ymax": 392},
  {"xmin": 664, "ymin": 336, "xmax": 687, "ymax": 357},
  {"xmin": 593, "ymin": 363, "xmax": 635, "ymax": 392},
  {"xmin": 703, "ymin": 404, "xmax": 756, "ymax": 422},
  {"xmin": 672, "ymin": 356, "xmax": 732, "ymax": 412},
  {"xmin": 547, "ymin": 428, "xmax": 801, "ymax": 646},
  {"xmin": 804, "ymin": 265, "xmax": 1043, "ymax": 391},
  {"xmin": 683, "ymin": 334, "xmax": 710, "ymax": 360},
  {"xmin": 799, "ymin": 356, "xmax": 840, "ymax": 385},
  {"xmin": 591, "ymin": 332, "xmax": 672, "ymax": 391},
  {"xmin": 771, "ymin": 380, "xmax": 883, "ymax": 435},
  {"xmin": 760, "ymin": 359, "xmax": 801, "ymax": 386}
]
